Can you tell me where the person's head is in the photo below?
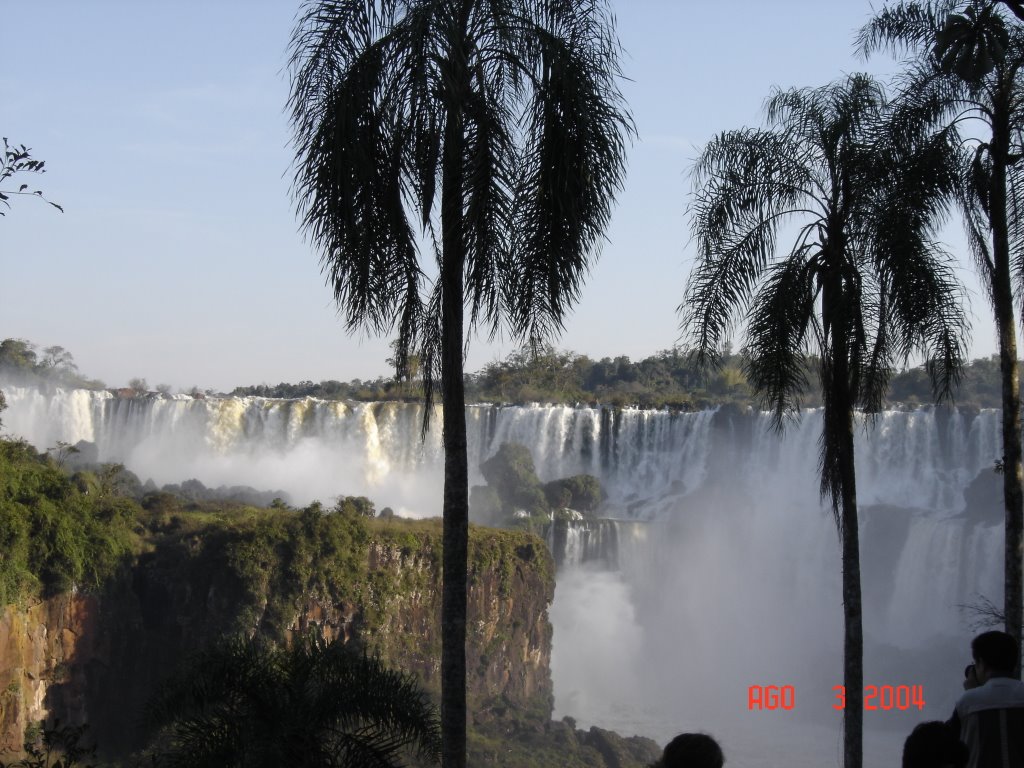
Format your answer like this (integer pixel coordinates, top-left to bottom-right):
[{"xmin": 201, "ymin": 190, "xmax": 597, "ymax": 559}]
[
  {"xmin": 971, "ymin": 630, "xmax": 1020, "ymax": 682},
  {"xmin": 902, "ymin": 721, "xmax": 968, "ymax": 768},
  {"xmin": 963, "ymin": 663, "xmax": 979, "ymax": 690},
  {"xmin": 655, "ymin": 732, "xmax": 724, "ymax": 768}
]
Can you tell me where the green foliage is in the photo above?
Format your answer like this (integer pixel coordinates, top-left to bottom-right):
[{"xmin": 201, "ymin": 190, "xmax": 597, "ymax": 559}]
[
  {"xmin": 0, "ymin": 720, "xmax": 97, "ymax": 768},
  {"xmin": 227, "ymin": 342, "xmax": 1018, "ymax": 411},
  {"xmin": 140, "ymin": 501, "xmax": 372, "ymax": 637},
  {"xmin": 0, "ymin": 438, "xmax": 134, "ymax": 606},
  {"xmin": 230, "ymin": 377, "xmax": 407, "ymax": 403},
  {"xmin": 145, "ymin": 632, "xmax": 441, "ymax": 768},
  {"xmin": 472, "ymin": 347, "xmax": 590, "ymax": 404},
  {"xmin": 0, "ymin": 339, "xmax": 101, "ymax": 390},
  {"xmin": 0, "ymin": 339, "xmax": 38, "ymax": 370},
  {"xmin": 542, "ymin": 475, "xmax": 604, "ymax": 513},
  {"xmin": 334, "ymin": 495, "xmax": 376, "ymax": 518}
]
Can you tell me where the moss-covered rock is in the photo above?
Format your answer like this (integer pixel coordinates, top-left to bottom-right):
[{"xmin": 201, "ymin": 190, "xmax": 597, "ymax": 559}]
[
  {"xmin": 480, "ymin": 443, "xmax": 549, "ymax": 515},
  {"xmin": 478, "ymin": 444, "xmax": 606, "ymax": 532},
  {"xmin": 542, "ymin": 474, "xmax": 605, "ymax": 514}
]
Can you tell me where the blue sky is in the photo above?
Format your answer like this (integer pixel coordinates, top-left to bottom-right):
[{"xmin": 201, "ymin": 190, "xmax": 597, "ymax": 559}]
[{"xmin": 1, "ymin": 1, "xmax": 992, "ymax": 392}]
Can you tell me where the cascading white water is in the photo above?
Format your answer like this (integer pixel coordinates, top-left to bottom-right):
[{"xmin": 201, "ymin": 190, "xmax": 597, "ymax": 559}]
[{"xmin": 1, "ymin": 382, "xmax": 1005, "ymax": 767}]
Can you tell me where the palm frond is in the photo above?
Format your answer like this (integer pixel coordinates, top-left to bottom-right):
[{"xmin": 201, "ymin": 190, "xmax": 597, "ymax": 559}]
[
  {"xmin": 289, "ymin": 0, "xmax": 631, "ymax": 419},
  {"xmin": 743, "ymin": 254, "xmax": 818, "ymax": 429},
  {"xmin": 146, "ymin": 634, "xmax": 441, "ymax": 768},
  {"xmin": 683, "ymin": 71, "xmax": 967, "ymax": 518},
  {"xmin": 461, "ymin": 75, "xmax": 516, "ymax": 336},
  {"xmin": 683, "ymin": 127, "xmax": 818, "ymax": 363},
  {"xmin": 510, "ymin": 3, "xmax": 634, "ymax": 346},
  {"xmin": 1007, "ymin": 159, "xmax": 1024, "ymax": 297},
  {"xmin": 855, "ymin": 0, "xmax": 958, "ymax": 58}
]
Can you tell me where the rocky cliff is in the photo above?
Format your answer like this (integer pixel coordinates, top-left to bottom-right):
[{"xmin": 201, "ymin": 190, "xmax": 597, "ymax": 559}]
[{"xmin": 0, "ymin": 511, "xmax": 556, "ymax": 759}]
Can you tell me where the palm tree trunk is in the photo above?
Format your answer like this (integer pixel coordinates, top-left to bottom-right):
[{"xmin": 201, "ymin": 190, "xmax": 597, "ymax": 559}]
[
  {"xmin": 991, "ymin": 95, "xmax": 1023, "ymax": 671},
  {"xmin": 838, "ymin": 410, "xmax": 863, "ymax": 768},
  {"xmin": 828, "ymin": 376, "xmax": 863, "ymax": 768},
  {"xmin": 440, "ymin": 98, "xmax": 469, "ymax": 768},
  {"xmin": 824, "ymin": 268, "xmax": 863, "ymax": 768}
]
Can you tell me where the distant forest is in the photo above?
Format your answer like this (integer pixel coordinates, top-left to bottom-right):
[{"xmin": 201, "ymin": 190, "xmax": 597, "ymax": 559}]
[
  {"xmin": 231, "ymin": 345, "xmax": 1009, "ymax": 411},
  {"xmin": 0, "ymin": 336, "xmax": 1010, "ymax": 410}
]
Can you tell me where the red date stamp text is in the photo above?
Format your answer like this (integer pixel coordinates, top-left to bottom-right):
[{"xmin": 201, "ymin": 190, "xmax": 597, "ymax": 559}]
[{"xmin": 747, "ymin": 684, "xmax": 925, "ymax": 711}]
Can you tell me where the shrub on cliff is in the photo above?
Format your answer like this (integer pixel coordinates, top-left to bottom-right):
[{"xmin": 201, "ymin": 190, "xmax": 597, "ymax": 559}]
[
  {"xmin": 334, "ymin": 495, "xmax": 376, "ymax": 518},
  {"xmin": 0, "ymin": 438, "xmax": 134, "ymax": 605},
  {"xmin": 144, "ymin": 632, "xmax": 441, "ymax": 768}
]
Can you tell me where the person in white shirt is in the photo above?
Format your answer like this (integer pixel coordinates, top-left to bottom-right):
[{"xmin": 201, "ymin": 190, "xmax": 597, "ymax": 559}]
[{"xmin": 949, "ymin": 631, "xmax": 1024, "ymax": 768}]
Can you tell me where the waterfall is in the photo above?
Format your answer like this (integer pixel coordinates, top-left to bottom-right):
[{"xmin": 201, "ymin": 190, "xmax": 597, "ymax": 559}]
[
  {"xmin": 1, "ymin": 382, "xmax": 1006, "ymax": 766},
  {"xmin": 2, "ymin": 386, "xmax": 997, "ymax": 513}
]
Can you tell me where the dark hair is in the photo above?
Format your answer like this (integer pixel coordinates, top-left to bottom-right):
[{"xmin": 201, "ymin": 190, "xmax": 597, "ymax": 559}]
[
  {"xmin": 964, "ymin": 663, "xmax": 974, "ymax": 679},
  {"xmin": 902, "ymin": 721, "xmax": 968, "ymax": 768},
  {"xmin": 972, "ymin": 630, "xmax": 1020, "ymax": 673},
  {"xmin": 658, "ymin": 732, "xmax": 724, "ymax": 768}
]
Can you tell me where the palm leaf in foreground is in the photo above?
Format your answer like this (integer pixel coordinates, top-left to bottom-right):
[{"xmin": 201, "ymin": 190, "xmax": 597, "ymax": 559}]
[{"xmin": 145, "ymin": 634, "xmax": 441, "ymax": 768}]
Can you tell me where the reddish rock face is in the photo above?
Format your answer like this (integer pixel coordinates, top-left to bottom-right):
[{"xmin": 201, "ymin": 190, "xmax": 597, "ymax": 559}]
[
  {"xmin": 0, "ymin": 535, "xmax": 554, "ymax": 760},
  {"xmin": 0, "ymin": 594, "xmax": 99, "ymax": 753}
]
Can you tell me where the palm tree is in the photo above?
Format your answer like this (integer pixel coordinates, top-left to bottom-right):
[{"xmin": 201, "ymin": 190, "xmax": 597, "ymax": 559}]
[
  {"xmin": 145, "ymin": 634, "xmax": 442, "ymax": 768},
  {"xmin": 287, "ymin": 3, "xmax": 632, "ymax": 766},
  {"xmin": 682, "ymin": 74, "xmax": 968, "ymax": 768},
  {"xmin": 859, "ymin": 0, "xmax": 1024, "ymax": 666}
]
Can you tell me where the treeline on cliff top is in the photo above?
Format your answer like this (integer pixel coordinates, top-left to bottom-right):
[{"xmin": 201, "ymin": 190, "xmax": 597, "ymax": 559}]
[
  {"xmin": 236, "ymin": 346, "xmax": 1010, "ymax": 410},
  {"xmin": 0, "ymin": 335, "xmax": 1010, "ymax": 409}
]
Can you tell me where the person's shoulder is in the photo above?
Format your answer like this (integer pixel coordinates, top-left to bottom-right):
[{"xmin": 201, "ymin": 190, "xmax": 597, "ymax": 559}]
[
  {"xmin": 958, "ymin": 677, "xmax": 1024, "ymax": 715},
  {"xmin": 987, "ymin": 676, "xmax": 1024, "ymax": 692}
]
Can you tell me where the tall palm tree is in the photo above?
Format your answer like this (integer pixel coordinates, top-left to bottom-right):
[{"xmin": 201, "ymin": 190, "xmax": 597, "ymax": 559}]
[
  {"xmin": 144, "ymin": 634, "xmax": 442, "ymax": 768},
  {"xmin": 682, "ymin": 74, "xmax": 968, "ymax": 768},
  {"xmin": 860, "ymin": 0, "xmax": 1024, "ymax": 665},
  {"xmin": 287, "ymin": 3, "xmax": 632, "ymax": 766}
]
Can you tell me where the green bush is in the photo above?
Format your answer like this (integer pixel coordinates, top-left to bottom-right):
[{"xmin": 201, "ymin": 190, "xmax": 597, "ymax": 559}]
[
  {"xmin": 0, "ymin": 438, "xmax": 135, "ymax": 605},
  {"xmin": 542, "ymin": 474, "xmax": 604, "ymax": 513}
]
